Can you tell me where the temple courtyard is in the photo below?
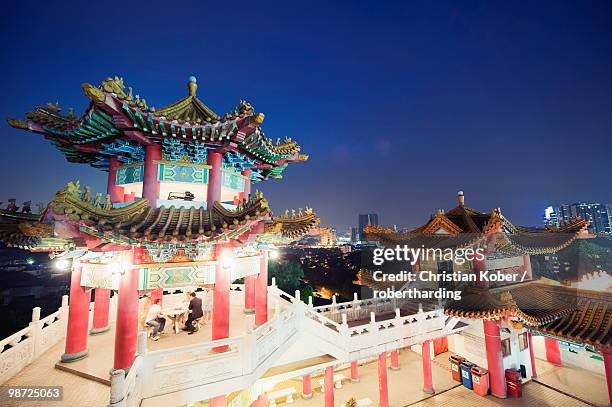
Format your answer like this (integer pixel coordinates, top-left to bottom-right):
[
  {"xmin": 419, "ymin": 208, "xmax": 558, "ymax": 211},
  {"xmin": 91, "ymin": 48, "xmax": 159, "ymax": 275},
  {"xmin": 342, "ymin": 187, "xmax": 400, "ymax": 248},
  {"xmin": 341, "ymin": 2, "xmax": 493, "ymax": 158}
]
[{"xmin": 3, "ymin": 299, "xmax": 607, "ymax": 407}]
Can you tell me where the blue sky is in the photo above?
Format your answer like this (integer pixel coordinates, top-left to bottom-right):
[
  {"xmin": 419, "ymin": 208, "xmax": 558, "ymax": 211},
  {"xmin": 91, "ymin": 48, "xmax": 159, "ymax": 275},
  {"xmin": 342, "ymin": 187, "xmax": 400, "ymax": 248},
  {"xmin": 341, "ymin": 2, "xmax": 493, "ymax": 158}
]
[{"xmin": 1, "ymin": 1, "xmax": 611, "ymax": 231}]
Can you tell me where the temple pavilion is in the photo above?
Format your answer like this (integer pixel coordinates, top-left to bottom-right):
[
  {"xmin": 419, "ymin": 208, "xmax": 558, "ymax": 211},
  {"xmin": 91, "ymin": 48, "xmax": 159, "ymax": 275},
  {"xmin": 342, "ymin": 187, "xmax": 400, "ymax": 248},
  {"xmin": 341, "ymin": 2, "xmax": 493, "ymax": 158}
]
[
  {"xmin": 366, "ymin": 191, "xmax": 612, "ymax": 403},
  {"xmin": 1, "ymin": 75, "xmax": 319, "ymax": 400}
]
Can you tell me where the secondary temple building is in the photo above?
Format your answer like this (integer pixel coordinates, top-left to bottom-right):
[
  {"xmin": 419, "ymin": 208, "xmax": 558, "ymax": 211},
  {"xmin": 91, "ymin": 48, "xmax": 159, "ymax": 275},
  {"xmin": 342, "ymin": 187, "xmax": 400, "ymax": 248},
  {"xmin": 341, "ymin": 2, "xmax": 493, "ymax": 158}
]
[{"xmin": 365, "ymin": 191, "xmax": 611, "ymax": 403}]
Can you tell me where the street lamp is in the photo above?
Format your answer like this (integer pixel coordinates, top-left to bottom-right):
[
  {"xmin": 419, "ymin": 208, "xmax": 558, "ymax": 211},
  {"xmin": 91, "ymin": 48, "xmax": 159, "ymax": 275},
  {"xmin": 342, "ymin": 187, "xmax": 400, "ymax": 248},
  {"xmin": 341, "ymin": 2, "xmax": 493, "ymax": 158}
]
[{"xmin": 54, "ymin": 258, "xmax": 71, "ymax": 271}]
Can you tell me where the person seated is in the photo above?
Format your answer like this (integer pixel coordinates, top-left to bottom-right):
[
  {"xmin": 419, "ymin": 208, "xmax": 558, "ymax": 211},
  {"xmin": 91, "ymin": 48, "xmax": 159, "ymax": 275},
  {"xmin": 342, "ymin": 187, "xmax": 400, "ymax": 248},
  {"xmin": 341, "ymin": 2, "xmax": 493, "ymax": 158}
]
[
  {"xmin": 145, "ymin": 298, "xmax": 165, "ymax": 341},
  {"xmin": 183, "ymin": 292, "xmax": 203, "ymax": 335}
]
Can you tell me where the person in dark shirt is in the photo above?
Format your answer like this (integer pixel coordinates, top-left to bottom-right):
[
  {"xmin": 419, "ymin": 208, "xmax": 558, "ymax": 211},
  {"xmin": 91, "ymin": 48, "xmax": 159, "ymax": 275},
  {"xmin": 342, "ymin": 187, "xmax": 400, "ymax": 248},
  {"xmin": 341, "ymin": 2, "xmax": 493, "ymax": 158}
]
[{"xmin": 183, "ymin": 292, "xmax": 203, "ymax": 334}]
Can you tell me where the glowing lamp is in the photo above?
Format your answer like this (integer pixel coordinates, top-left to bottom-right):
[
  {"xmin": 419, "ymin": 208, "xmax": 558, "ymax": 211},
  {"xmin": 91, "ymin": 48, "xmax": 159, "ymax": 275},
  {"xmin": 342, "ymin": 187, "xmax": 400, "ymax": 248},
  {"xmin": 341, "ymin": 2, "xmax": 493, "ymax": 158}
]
[
  {"xmin": 54, "ymin": 258, "xmax": 71, "ymax": 271},
  {"xmin": 269, "ymin": 250, "xmax": 279, "ymax": 260}
]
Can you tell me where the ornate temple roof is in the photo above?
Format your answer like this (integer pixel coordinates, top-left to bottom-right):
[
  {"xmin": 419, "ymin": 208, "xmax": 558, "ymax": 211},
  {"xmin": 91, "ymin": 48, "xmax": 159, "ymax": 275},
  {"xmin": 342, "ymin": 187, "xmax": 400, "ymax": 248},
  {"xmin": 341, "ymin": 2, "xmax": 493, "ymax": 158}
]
[
  {"xmin": 444, "ymin": 283, "xmax": 576, "ymax": 325},
  {"xmin": 0, "ymin": 184, "xmax": 320, "ymax": 248},
  {"xmin": 0, "ymin": 208, "xmax": 70, "ymax": 251},
  {"xmin": 444, "ymin": 281, "xmax": 611, "ymax": 350},
  {"xmin": 265, "ymin": 208, "xmax": 320, "ymax": 240},
  {"xmin": 44, "ymin": 183, "xmax": 272, "ymax": 243},
  {"xmin": 537, "ymin": 287, "xmax": 611, "ymax": 350},
  {"xmin": 365, "ymin": 191, "xmax": 589, "ymax": 255},
  {"xmin": 6, "ymin": 76, "xmax": 307, "ymax": 181}
]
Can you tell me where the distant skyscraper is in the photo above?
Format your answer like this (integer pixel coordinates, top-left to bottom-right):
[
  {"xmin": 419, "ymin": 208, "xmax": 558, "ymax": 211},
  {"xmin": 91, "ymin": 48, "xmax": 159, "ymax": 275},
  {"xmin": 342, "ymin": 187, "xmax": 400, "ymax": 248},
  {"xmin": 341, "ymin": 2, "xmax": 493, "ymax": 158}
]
[
  {"xmin": 544, "ymin": 203, "xmax": 611, "ymax": 235},
  {"xmin": 358, "ymin": 213, "xmax": 379, "ymax": 241},
  {"xmin": 350, "ymin": 227, "xmax": 358, "ymax": 244}
]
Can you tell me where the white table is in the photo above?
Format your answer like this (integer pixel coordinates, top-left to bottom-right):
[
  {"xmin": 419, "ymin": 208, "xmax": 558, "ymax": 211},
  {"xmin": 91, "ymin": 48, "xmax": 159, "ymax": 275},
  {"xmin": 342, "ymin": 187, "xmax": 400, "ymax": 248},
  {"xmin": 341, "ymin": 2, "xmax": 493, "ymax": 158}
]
[
  {"xmin": 318, "ymin": 374, "xmax": 346, "ymax": 391},
  {"xmin": 164, "ymin": 308, "xmax": 188, "ymax": 334},
  {"xmin": 268, "ymin": 387, "xmax": 296, "ymax": 406}
]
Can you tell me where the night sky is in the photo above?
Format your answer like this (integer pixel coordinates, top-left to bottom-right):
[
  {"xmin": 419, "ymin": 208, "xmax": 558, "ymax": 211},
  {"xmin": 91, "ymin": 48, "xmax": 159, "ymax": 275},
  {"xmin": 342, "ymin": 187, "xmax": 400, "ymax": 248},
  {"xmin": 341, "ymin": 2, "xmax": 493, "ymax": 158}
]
[{"xmin": 1, "ymin": 1, "xmax": 611, "ymax": 232}]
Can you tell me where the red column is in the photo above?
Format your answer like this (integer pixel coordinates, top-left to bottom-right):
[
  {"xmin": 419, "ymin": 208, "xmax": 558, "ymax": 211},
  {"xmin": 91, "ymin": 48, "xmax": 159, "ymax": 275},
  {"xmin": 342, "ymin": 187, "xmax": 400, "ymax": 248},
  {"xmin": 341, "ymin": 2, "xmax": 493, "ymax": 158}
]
[
  {"xmin": 213, "ymin": 244, "xmax": 230, "ymax": 352},
  {"xmin": 528, "ymin": 332, "xmax": 537, "ymax": 378},
  {"xmin": 61, "ymin": 260, "xmax": 91, "ymax": 362},
  {"xmin": 350, "ymin": 360, "xmax": 360, "ymax": 382},
  {"xmin": 390, "ymin": 349, "xmax": 400, "ymax": 370},
  {"xmin": 207, "ymin": 150, "xmax": 223, "ymax": 208},
  {"xmin": 302, "ymin": 374, "xmax": 313, "ymax": 398},
  {"xmin": 113, "ymin": 249, "xmax": 140, "ymax": 371},
  {"xmin": 523, "ymin": 254, "xmax": 532, "ymax": 280},
  {"xmin": 484, "ymin": 320, "xmax": 507, "ymax": 398},
  {"xmin": 324, "ymin": 366, "xmax": 334, "ymax": 407},
  {"xmin": 544, "ymin": 337, "xmax": 562, "ymax": 366},
  {"xmin": 142, "ymin": 143, "xmax": 161, "ymax": 205},
  {"xmin": 378, "ymin": 352, "xmax": 389, "ymax": 407},
  {"xmin": 244, "ymin": 275, "xmax": 256, "ymax": 314},
  {"xmin": 210, "ymin": 395, "xmax": 226, "ymax": 407},
  {"xmin": 107, "ymin": 156, "xmax": 124, "ymax": 203},
  {"xmin": 603, "ymin": 349, "xmax": 612, "ymax": 406},
  {"xmin": 151, "ymin": 287, "xmax": 163, "ymax": 307},
  {"xmin": 422, "ymin": 340, "xmax": 434, "ymax": 394},
  {"xmin": 255, "ymin": 251, "xmax": 268, "ymax": 326},
  {"xmin": 90, "ymin": 288, "xmax": 110, "ymax": 335},
  {"xmin": 473, "ymin": 257, "xmax": 489, "ymax": 289},
  {"xmin": 241, "ymin": 168, "xmax": 251, "ymax": 199},
  {"xmin": 257, "ymin": 393, "xmax": 268, "ymax": 407}
]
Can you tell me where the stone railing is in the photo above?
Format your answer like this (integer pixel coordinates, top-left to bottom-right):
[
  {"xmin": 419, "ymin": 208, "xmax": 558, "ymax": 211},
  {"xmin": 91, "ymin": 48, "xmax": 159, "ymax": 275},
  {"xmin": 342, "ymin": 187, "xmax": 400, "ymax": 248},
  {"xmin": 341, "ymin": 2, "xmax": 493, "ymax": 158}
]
[
  {"xmin": 109, "ymin": 284, "xmax": 459, "ymax": 406},
  {"xmin": 113, "ymin": 299, "xmax": 298, "ymax": 406},
  {"xmin": 0, "ymin": 295, "xmax": 69, "ymax": 384},
  {"xmin": 312, "ymin": 294, "xmax": 397, "ymax": 324}
]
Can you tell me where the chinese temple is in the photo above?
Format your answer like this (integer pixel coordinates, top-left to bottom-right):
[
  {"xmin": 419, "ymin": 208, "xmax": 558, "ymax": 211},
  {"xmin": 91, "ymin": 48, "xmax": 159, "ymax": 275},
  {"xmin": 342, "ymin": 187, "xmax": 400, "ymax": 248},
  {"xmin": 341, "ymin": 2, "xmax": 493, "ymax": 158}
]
[
  {"xmin": 0, "ymin": 76, "xmax": 325, "ymax": 406},
  {"xmin": 365, "ymin": 191, "xmax": 612, "ymax": 403}
]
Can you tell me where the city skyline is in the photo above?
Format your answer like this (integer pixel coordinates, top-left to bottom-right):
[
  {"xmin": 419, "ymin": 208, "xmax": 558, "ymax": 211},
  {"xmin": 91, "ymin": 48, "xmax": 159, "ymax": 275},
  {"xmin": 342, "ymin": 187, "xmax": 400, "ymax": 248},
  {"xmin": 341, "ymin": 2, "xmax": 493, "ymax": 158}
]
[{"xmin": 1, "ymin": 1, "xmax": 611, "ymax": 232}]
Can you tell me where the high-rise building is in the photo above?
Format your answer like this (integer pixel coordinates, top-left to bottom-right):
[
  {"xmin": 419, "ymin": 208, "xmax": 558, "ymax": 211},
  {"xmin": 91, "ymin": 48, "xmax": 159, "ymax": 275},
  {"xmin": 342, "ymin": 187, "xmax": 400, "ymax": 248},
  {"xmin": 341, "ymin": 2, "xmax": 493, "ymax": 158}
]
[
  {"xmin": 544, "ymin": 203, "xmax": 611, "ymax": 235},
  {"xmin": 358, "ymin": 213, "xmax": 379, "ymax": 241}
]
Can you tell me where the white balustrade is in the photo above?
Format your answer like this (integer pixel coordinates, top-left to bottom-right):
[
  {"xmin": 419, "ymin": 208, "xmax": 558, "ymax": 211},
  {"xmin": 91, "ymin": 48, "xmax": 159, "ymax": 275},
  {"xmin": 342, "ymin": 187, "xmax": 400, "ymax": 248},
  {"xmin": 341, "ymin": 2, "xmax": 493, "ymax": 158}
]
[{"xmin": 0, "ymin": 295, "xmax": 69, "ymax": 384}]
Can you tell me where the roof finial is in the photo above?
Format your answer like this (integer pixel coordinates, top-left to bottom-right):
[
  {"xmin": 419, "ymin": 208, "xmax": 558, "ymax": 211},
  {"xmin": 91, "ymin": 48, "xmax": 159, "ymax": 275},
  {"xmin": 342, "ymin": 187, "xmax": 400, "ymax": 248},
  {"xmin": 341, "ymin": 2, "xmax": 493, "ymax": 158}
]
[
  {"xmin": 458, "ymin": 191, "xmax": 464, "ymax": 206},
  {"xmin": 188, "ymin": 76, "xmax": 197, "ymax": 97}
]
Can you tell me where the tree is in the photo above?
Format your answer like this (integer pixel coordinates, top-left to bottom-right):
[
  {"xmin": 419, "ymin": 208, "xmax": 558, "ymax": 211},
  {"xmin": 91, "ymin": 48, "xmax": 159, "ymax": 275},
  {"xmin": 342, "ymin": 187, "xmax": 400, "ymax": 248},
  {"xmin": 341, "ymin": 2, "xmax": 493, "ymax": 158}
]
[{"xmin": 268, "ymin": 259, "xmax": 304, "ymax": 291}]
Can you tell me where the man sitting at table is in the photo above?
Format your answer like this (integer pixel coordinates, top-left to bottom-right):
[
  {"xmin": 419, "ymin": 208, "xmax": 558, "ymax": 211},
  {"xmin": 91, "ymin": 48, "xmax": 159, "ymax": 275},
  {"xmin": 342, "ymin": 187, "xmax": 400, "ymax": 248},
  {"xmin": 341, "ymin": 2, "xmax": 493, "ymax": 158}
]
[
  {"xmin": 183, "ymin": 292, "xmax": 203, "ymax": 334},
  {"xmin": 145, "ymin": 298, "xmax": 165, "ymax": 341}
]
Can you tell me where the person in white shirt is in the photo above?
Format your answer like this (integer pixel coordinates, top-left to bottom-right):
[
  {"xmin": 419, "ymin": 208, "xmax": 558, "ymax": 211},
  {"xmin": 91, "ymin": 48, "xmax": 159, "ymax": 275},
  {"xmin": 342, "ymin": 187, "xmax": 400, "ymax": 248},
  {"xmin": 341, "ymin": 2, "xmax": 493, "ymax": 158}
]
[{"xmin": 145, "ymin": 299, "xmax": 165, "ymax": 340}]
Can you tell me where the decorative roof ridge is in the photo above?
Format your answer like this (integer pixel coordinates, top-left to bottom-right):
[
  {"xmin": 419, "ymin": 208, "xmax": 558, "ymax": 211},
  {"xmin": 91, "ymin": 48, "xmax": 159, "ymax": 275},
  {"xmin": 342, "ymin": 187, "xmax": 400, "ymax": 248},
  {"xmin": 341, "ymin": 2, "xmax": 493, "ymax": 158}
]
[{"xmin": 419, "ymin": 212, "xmax": 463, "ymax": 234}]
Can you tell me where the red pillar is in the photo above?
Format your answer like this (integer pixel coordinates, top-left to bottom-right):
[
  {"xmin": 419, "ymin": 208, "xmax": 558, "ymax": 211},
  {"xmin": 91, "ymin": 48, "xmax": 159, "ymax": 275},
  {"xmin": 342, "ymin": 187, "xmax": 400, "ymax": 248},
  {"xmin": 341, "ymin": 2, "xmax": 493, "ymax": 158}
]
[
  {"xmin": 602, "ymin": 349, "xmax": 612, "ymax": 406},
  {"xmin": 207, "ymin": 150, "xmax": 223, "ymax": 209},
  {"xmin": 390, "ymin": 349, "xmax": 400, "ymax": 370},
  {"xmin": 113, "ymin": 249, "xmax": 140, "ymax": 371},
  {"xmin": 484, "ymin": 320, "xmax": 507, "ymax": 398},
  {"xmin": 302, "ymin": 374, "xmax": 313, "ymax": 398},
  {"xmin": 151, "ymin": 287, "xmax": 163, "ymax": 307},
  {"xmin": 544, "ymin": 337, "xmax": 562, "ymax": 366},
  {"xmin": 90, "ymin": 288, "xmax": 110, "ymax": 335},
  {"xmin": 473, "ymin": 257, "xmax": 489, "ymax": 289},
  {"xmin": 244, "ymin": 275, "xmax": 256, "ymax": 314},
  {"xmin": 523, "ymin": 254, "xmax": 532, "ymax": 280},
  {"xmin": 528, "ymin": 332, "xmax": 537, "ymax": 378},
  {"xmin": 142, "ymin": 143, "xmax": 161, "ymax": 205},
  {"xmin": 324, "ymin": 366, "xmax": 334, "ymax": 407},
  {"xmin": 378, "ymin": 352, "xmax": 389, "ymax": 407},
  {"xmin": 422, "ymin": 340, "xmax": 434, "ymax": 394},
  {"xmin": 241, "ymin": 168, "xmax": 251, "ymax": 199},
  {"xmin": 255, "ymin": 251, "xmax": 268, "ymax": 326},
  {"xmin": 350, "ymin": 360, "xmax": 360, "ymax": 382},
  {"xmin": 213, "ymin": 244, "xmax": 230, "ymax": 352},
  {"xmin": 61, "ymin": 260, "xmax": 91, "ymax": 362},
  {"xmin": 107, "ymin": 156, "xmax": 124, "ymax": 203},
  {"xmin": 210, "ymin": 395, "xmax": 226, "ymax": 407},
  {"xmin": 257, "ymin": 393, "xmax": 268, "ymax": 407}
]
